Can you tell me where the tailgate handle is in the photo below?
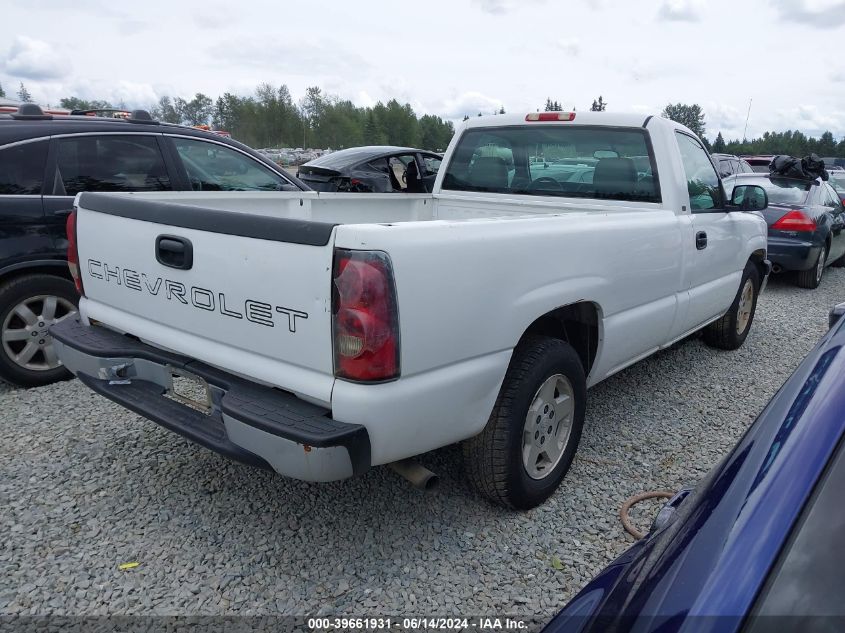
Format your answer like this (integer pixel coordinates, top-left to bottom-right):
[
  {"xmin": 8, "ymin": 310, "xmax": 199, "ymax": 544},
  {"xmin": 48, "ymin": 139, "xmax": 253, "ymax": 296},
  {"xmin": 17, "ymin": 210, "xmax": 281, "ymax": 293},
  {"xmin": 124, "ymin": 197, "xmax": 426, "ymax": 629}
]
[{"xmin": 155, "ymin": 235, "xmax": 193, "ymax": 270}]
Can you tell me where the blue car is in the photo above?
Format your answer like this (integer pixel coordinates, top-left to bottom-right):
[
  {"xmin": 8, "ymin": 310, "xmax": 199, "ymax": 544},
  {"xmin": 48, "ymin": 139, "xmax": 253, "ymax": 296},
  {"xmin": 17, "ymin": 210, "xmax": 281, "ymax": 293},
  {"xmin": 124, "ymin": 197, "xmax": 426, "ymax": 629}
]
[{"xmin": 544, "ymin": 303, "xmax": 845, "ymax": 633}]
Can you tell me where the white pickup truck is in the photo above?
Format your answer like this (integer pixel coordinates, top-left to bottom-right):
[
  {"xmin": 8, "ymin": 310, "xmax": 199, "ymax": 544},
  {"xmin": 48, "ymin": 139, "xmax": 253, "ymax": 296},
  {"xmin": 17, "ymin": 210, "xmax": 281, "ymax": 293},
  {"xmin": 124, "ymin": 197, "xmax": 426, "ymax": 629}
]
[{"xmin": 52, "ymin": 112, "xmax": 771, "ymax": 509}]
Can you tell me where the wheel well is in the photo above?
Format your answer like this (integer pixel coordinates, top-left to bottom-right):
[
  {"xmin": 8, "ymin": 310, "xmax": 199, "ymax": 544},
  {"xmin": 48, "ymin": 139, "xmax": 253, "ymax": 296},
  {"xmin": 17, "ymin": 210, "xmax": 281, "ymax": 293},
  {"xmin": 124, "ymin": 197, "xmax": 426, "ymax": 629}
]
[
  {"xmin": 749, "ymin": 249, "xmax": 767, "ymax": 280},
  {"xmin": 521, "ymin": 302, "xmax": 600, "ymax": 375},
  {"xmin": 0, "ymin": 264, "xmax": 71, "ymax": 287}
]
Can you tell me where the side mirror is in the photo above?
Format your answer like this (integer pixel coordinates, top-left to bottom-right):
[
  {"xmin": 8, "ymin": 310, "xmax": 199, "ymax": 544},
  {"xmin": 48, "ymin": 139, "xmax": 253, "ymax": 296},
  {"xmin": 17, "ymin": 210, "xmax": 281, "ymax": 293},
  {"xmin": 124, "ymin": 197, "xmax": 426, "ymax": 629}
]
[{"xmin": 729, "ymin": 184, "xmax": 768, "ymax": 211}]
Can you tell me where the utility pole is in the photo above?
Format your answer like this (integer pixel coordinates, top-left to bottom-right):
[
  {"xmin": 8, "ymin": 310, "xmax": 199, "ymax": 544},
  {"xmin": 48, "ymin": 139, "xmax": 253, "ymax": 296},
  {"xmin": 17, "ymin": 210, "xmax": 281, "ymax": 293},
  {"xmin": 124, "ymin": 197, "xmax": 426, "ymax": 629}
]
[{"xmin": 742, "ymin": 98, "xmax": 752, "ymax": 143}]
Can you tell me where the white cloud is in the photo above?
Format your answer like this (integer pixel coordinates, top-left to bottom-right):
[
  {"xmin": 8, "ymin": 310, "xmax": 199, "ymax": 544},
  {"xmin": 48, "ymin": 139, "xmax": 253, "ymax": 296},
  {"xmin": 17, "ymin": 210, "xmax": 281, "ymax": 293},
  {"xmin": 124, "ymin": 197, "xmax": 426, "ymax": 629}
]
[
  {"xmin": 657, "ymin": 0, "xmax": 705, "ymax": 22},
  {"xmin": 770, "ymin": 0, "xmax": 845, "ymax": 27},
  {"xmin": 439, "ymin": 91, "xmax": 504, "ymax": 120},
  {"xmin": 473, "ymin": 0, "xmax": 544, "ymax": 14},
  {"xmin": 555, "ymin": 38, "xmax": 581, "ymax": 56},
  {"xmin": 207, "ymin": 39, "xmax": 370, "ymax": 76},
  {"xmin": 2, "ymin": 36, "xmax": 69, "ymax": 80}
]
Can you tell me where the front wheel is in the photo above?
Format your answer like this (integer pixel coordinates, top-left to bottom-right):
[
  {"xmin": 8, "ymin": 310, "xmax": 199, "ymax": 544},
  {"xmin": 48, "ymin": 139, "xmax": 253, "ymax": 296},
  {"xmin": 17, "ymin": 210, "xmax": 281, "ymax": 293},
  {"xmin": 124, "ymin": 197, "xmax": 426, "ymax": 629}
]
[
  {"xmin": 796, "ymin": 244, "xmax": 827, "ymax": 289},
  {"xmin": 0, "ymin": 274, "xmax": 78, "ymax": 388},
  {"xmin": 463, "ymin": 336, "xmax": 586, "ymax": 510},
  {"xmin": 703, "ymin": 262, "xmax": 760, "ymax": 350}
]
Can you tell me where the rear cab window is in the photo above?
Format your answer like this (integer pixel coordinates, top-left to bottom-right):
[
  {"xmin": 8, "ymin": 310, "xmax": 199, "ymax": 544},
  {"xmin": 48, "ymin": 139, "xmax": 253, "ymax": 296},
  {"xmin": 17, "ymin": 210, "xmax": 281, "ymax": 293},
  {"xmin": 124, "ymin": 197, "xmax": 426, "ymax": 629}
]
[
  {"xmin": 442, "ymin": 125, "xmax": 661, "ymax": 203},
  {"xmin": 0, "ymin": 140, "xmax": 49, "ymax": 195}
]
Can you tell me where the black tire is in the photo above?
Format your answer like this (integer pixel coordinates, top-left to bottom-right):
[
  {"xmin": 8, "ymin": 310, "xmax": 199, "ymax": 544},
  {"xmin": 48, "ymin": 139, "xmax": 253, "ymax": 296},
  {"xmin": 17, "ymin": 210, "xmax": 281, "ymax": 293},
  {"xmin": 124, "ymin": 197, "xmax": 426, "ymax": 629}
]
[
  {"xmin": 0, "ymin": 274, "xmax": 78, "ymax": 388},
  {"xmin": 463, "ymin": 336, "xmax": 586, "ymax": 510},
  {"xmin": 703, "ymin": 262, "xmax": 760, "ymax": 350},
  {"xmin": 829, "ymin": 251, "xmax": 845, "ymax": 268},
  {"xmin": 796, "ymin": 244, "xmax": 827, "ymax": 289}
]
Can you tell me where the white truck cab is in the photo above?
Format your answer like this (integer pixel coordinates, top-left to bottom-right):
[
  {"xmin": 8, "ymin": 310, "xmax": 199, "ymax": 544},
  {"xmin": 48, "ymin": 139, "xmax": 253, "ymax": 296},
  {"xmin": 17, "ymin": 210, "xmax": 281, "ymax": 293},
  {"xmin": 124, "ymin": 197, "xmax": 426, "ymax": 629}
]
[{"xmin": 52, "ymin": 111, "xmax": 770, "ymax": 509}]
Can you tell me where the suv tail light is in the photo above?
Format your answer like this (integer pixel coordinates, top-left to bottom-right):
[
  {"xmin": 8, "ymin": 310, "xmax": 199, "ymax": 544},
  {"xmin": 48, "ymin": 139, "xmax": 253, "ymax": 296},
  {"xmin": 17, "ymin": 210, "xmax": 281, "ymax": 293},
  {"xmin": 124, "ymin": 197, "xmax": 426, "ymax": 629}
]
[
  {"xmin": 332, "ymin": 249, "xmax": 400, "ymax": 382},
  {"xmin": 66, "ymin": 210, "xmax": 84, "ymax": 295},
  {"xmin": 771, "ymin": 209, "xmax": 816, "ymax": 232}
]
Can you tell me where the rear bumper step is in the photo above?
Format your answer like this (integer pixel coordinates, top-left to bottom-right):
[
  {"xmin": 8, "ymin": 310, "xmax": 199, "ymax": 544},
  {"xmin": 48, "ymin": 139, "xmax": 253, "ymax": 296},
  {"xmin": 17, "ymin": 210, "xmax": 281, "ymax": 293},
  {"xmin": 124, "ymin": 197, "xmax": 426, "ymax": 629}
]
[{"xmin": 51, "ymin": 318, "xmax": 370, "ymax": 481}]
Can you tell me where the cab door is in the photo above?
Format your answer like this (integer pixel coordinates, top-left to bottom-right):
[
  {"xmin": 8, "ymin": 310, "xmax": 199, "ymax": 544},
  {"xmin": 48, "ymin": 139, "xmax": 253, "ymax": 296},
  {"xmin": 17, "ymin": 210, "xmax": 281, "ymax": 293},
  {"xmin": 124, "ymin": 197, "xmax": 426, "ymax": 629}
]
[{"xmin": 675, "ymin": 132, "xmax": 743, "ymax": 331}]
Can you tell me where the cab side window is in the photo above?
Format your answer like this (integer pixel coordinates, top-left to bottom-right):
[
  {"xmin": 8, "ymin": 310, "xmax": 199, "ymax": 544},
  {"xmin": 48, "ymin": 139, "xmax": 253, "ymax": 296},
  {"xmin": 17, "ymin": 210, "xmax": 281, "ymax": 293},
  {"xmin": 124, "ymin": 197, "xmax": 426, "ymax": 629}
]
[
  {"xmin": 56, "ymin": 136, "xmax": 171, "ymax": 196},
  {"xmin": 675, "ymin": 133, "xmax": 722, "ymax": 211},
  {"xmin": 0, "ymin": 141, "xmax": 49, "ymax": 195},
  {"xmin": 172, "ymin": 138, "xmax": 289, "ymax": 191}
]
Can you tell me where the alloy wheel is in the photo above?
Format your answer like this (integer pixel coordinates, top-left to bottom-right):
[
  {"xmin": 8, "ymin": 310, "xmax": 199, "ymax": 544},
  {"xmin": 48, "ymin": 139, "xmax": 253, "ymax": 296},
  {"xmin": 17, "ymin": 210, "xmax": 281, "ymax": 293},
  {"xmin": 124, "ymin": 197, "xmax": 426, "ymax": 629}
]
[{"xmin": 2, "ymin": 295, "xmax": 77, "ymax": 371}]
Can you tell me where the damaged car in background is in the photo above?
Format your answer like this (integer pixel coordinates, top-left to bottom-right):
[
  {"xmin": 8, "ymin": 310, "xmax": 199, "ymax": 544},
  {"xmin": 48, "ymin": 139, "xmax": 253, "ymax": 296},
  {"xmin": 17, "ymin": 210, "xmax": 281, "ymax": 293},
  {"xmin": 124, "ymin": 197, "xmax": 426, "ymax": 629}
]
[{"xmin": 297, "ymin": 146, "xmax": 442, "ymax": 193}]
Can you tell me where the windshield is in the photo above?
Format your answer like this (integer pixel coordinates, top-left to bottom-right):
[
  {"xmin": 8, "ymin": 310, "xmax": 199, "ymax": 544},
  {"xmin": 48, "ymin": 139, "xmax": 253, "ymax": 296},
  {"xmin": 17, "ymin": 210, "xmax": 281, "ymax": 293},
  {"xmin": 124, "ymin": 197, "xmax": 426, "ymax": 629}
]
[{"xmin": 442, "ymin": 125, "xmax": 660, "ymax": 203}]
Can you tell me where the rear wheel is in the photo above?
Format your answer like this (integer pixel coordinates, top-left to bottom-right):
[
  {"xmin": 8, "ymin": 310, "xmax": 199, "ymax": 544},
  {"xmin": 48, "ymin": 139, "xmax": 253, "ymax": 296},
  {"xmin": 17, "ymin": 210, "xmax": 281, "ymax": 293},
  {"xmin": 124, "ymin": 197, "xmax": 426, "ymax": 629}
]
[
  {"xmin": 0, "ymin": 274, "xmax": 78, "ymax": 388},
  {"xmin": 703, "ymin": 262, "xmax": 760, "ymax": 350},
  {"xmin": 463, "ymin": 336, "xmax": 586, "ymax": 510},
  {"xmin": 796, "ymin": 244, "xmax": 826, "ymax": 289}
]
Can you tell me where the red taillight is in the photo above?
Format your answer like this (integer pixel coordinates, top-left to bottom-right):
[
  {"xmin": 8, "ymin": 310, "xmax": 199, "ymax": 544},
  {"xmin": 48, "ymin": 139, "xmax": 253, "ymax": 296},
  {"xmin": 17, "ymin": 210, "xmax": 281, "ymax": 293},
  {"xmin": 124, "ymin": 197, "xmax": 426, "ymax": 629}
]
[
  {"xmin": 771, "ymin": 210, "xmax": 816, "ymax": 232},
  {"xmin": 66, "ymin": 210, "xmax": 84, "ymax": 295},
  {"xmin": 526, "ymin": 112, "xmax": 576, "ymax": 122},
  {"xmin": 332, "ymin": 249, "xmax": 400, "ymax": 382}
]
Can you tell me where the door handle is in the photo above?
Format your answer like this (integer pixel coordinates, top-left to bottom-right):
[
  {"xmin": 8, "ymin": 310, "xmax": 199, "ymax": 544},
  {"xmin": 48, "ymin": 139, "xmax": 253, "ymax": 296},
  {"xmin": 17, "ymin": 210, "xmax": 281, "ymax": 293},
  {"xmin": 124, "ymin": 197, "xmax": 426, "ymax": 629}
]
[
  {"xmin": 696, "ymin": 231, "xmax": 708, "ymax": 250},
  {"xmin": 52, "ymin": 208, "xmax": 73, "ymax": 217},
  {"xmin": 155, "ymin": 235, "xmax": 193, "ymax": 270}
]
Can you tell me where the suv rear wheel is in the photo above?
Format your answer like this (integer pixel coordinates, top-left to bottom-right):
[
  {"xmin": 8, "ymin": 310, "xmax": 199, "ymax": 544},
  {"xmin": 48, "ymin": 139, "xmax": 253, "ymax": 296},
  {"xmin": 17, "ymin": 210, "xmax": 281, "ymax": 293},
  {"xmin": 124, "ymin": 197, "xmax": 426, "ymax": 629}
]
[{"xmin": 0, "ymin": 274, "xmax": 78, "ymax": 388}]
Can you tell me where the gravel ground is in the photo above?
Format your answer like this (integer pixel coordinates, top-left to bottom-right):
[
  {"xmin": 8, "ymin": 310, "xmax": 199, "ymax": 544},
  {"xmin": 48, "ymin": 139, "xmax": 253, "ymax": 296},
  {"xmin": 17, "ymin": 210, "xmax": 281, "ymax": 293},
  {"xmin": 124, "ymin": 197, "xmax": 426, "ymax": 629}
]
[{"xmin": 1, "ymin": 269, "xmax": 842, "ymax": 623}]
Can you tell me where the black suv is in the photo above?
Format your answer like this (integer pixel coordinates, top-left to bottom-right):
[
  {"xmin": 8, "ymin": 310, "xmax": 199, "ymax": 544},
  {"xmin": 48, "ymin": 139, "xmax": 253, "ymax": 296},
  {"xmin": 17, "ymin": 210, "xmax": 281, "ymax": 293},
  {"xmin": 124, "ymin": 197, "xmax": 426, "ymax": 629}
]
[
  {"xmin": 0, "ymin": 104, "xmax": 308, "ymax": 387},
  {"xmin": 710, "ymin": 153, "xmax": 755, "ymax": 179}
]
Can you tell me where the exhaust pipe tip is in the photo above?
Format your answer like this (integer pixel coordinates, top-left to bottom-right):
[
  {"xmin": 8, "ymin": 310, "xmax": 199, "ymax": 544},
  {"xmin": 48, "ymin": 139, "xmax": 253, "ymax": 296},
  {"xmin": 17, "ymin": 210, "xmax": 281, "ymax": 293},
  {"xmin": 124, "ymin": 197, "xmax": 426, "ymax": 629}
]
[{"xmin": 388, "ymin": 459, "xmax": 439, "ymax": 492}]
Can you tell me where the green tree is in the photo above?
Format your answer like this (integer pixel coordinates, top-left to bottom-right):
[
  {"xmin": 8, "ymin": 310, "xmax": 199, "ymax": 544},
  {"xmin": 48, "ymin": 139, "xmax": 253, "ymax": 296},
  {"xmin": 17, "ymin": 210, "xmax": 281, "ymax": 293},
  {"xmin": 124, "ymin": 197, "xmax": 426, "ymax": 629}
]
[
  {"xmin": 419, "ymin": 114, "xmax": 453, "ymax": 151},
  {"xmin": 661, "ymin": 103, "xmax": 706, "ymax": 138},
  {"xmin": 712, "ymin": 132, "xmax": 726, "ymax": 153},
  {"xmin": 590, "ymin": 96, "xmax": 607, "ymax": 111},
  {"xmin": 818, "ymin": 131, "xmax": 837, "ymax": 156},
  {"xmin": 0, "ymin": 82, "xmax": 5, "ymax": 98},
  {"xmin": 17, "ymin": 82, "xmax": 32, "ymax": 102},
  {"xmin": 498, "ymin": 106, "xmax": 505, "ymax": 114},
  {"xmin": 175, "ymin": 93, "xmax": 213, "ymax": 126},
  {"xmin": 151, "ymin": 96, "xmax": 180, "ymax": 124},
  {"xmin": 59, "ymin": 97, "xmax": 113, "ymax": 111}
]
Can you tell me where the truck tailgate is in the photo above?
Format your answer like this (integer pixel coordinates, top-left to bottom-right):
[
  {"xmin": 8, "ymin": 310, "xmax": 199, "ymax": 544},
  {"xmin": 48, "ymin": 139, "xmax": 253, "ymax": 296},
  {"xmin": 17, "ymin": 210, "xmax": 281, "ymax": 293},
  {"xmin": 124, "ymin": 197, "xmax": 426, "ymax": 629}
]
[{"xmin": 74, "ymin": 193, "xmax": 337, "ymax": 403}]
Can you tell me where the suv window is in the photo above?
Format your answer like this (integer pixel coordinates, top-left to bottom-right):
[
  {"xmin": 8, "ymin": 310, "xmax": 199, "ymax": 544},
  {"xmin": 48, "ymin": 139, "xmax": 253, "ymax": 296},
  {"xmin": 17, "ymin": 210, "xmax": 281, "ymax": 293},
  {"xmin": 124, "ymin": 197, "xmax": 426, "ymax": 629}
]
[
  {"xmin": 746, "ymin": 438, "xmax": 845, "ymax": 628},
  {"xmin": 442, "ymin": 126, "xmax": 660, "ymax": 203},
  {"xmin": 675, "ymin": 133, "xmax": 722, "ymax": 211},
  {"xmin": 56, "ymin": 135, "xmax": 171, "ymax": 196},
  {"xmin": 172, "ymin": 137, "xmax": 288, "ymax": 191},
  {"xmin": 0, "ymin": 140, "xmax": 49, "ymax": 195}
]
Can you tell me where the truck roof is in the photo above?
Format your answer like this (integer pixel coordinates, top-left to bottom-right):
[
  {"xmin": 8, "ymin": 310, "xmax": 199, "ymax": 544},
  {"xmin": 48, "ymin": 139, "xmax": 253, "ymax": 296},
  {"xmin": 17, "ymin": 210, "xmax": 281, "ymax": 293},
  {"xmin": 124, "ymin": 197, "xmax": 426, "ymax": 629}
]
[{"xmin": 461, "ymin": 111, "xmax": 659, "ymax": 130}]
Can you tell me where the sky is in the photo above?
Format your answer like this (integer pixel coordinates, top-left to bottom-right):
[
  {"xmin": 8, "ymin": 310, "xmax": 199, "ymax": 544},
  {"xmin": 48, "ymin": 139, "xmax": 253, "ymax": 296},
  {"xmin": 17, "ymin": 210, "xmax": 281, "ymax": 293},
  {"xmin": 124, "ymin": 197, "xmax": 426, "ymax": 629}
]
[{"xmin": 1, "ymin": 0, "xmax": 844, "ymax": 142}]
